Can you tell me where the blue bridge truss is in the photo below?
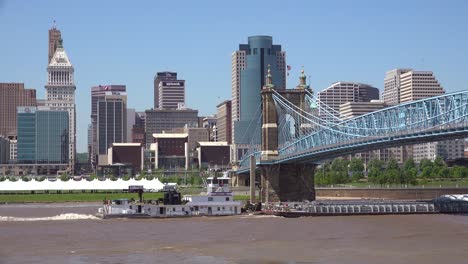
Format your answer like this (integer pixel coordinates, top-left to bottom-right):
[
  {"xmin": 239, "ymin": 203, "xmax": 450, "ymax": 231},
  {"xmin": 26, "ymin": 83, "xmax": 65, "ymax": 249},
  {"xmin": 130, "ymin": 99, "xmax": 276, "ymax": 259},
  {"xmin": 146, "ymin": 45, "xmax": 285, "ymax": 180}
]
[{"xmin": 237, "ymin": 90, "xmax": 468, "ymax": 172}]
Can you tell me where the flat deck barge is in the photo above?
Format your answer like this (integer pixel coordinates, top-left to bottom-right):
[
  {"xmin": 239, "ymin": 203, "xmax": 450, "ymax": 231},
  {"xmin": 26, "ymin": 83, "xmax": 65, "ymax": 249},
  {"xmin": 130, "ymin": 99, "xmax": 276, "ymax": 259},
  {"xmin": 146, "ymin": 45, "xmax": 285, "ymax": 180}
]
[{"xmin": 263, "ymin": 195, "xmax": 468, "ymax": 217}]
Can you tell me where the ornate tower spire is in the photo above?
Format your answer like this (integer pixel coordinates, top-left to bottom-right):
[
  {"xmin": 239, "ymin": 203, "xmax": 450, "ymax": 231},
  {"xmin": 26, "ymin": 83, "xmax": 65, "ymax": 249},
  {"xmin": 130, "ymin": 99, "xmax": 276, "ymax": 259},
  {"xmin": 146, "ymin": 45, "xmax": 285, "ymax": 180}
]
[
  {"xmin": 264, "ymin": 64, "xmax": 275, "ymax": 89},
  {"xmin": 57, "ymin": 37, "xmax": 63, "ymax": 49},
  {"xmin": 296, "ymin": 66, "xmax": 310, "ymax": 90}
]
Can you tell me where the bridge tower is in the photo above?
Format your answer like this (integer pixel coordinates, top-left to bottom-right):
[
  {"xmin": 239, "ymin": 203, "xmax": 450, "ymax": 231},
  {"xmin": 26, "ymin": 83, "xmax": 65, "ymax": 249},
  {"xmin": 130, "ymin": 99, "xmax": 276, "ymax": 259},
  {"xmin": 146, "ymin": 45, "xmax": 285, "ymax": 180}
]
[{"xmin": 259, "ymin": 67, "xmax": 316, "ymax": 203}]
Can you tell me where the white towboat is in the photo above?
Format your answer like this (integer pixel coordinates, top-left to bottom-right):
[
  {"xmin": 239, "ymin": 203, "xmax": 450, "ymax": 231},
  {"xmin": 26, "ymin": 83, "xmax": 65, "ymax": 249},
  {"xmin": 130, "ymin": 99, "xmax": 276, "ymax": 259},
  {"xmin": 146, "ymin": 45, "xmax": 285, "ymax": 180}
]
[{"xmin": 97, "ymin": 176, "xmax": 243, "ymax": 219}]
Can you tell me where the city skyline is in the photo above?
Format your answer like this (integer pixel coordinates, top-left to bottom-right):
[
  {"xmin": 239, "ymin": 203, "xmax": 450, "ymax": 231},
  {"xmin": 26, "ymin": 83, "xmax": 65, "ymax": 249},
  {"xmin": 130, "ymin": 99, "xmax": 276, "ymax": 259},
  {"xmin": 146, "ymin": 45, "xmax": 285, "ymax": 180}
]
[{"xmin": 1, "ymin": 0, "xmax": 468, "ymax": 152}]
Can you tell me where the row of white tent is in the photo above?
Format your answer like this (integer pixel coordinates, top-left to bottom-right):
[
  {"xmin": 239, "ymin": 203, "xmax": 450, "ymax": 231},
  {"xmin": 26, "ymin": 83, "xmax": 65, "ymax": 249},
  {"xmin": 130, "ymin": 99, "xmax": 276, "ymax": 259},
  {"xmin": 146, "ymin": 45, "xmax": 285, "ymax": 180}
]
[{"xmin": 0, "ymin": 178, "xmax": 166, "ymax": 191}]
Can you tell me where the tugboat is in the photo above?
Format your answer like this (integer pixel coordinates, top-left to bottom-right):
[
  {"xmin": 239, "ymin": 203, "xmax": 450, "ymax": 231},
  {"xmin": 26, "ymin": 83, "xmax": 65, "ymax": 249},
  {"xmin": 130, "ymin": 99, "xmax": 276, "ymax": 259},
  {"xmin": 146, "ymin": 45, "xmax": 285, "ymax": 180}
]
[{"xmin": 96, "ymin": 175, "xmax": 243, "ymax": 219}]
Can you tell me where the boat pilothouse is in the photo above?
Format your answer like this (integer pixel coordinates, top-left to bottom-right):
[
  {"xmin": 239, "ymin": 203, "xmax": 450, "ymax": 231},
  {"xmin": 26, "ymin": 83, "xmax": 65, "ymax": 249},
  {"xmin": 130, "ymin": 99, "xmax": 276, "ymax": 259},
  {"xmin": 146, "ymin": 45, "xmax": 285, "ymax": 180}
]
[{"xmin": 97, "ymin": 175, "xmax": 243, "ymax": 219}]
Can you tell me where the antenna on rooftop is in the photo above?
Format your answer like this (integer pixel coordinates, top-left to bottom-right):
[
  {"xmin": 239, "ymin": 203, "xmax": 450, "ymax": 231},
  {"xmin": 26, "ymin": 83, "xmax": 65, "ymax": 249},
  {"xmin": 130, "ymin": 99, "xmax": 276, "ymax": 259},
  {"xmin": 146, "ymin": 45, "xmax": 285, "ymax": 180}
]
[{"xmin": 53, "ymin": 19, "xmax": 56, "ymax": 29}]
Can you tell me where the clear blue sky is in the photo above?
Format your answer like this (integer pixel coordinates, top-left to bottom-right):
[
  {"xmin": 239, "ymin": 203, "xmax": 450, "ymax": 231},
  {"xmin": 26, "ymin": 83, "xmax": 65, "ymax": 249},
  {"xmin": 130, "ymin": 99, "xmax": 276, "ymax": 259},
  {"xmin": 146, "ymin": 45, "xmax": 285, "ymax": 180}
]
[{"xmin": 1, "ymin": 0, "xmax": 467, "ymax": 152}]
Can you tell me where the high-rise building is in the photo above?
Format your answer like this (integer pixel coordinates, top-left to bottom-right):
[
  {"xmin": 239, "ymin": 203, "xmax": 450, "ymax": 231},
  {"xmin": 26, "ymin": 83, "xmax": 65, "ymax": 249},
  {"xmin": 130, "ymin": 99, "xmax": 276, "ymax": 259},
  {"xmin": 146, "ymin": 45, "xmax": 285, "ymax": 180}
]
[
  {"xmin": 382, "ymin": 69, "xmax": 461, "ymax": 162},
  {"xmin": 232, "ymin": 36, "xmax": 286, "ymax": 159},
  {"xmin": 153, "ymin": 72, "xmax": 178, "ymax": 109},
  {"xmin": 48, "ymin": 21, "xmax": 61, "ymax": 64},
  {"xmin": 0, "ymin": 83, "xmax": 37, "ymax": 138},
  {"xmin": 158, "ymin": 77, "xmax": 185, "ymax": 109},
  {"xmin": 399, "ymin": 71, "xmax": 445, "ymax": 103},
  {"xmin": 216, "ymin": 100, "xmax": 232, "ymax": 144},
  {"xmin": 132, "ymin": 112, "xmax": 146, "ymax": 145},
  {"xmin": 318, "ymin": 82, "xmax": 380, "ymax": 122},
  {"xmin": 97, "ymin": 92, "xmax": 127, "ymax": 165},
  {"xmin": 90, "ymin": 85, "xmax": 126, "ymax": 166},
  {"xmin": 45, "ymin": 33, "xmax": 76, "ymax": 172},
  {"xmin": 144, "ymin": 108, "xmax": 198, "ymax": 148},
  {"xmin": 126, "ymin": 108, "xmax": 136, "ymax": 143},
  {"xmin": 17, "ymin": 106, "xmax": 69, "ymax": 164},
  {"xmin": 382, "ymin": 69, "xmax": 412, "ymax": 105}
]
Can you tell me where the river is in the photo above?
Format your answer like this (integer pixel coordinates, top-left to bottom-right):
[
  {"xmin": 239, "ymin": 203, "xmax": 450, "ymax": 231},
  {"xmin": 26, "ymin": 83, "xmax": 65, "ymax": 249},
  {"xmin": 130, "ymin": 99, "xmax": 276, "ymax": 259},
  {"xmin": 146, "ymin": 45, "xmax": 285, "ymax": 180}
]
[{"xmin": 0, "ymin": 203, "xmax": 467, "ymax": 264}]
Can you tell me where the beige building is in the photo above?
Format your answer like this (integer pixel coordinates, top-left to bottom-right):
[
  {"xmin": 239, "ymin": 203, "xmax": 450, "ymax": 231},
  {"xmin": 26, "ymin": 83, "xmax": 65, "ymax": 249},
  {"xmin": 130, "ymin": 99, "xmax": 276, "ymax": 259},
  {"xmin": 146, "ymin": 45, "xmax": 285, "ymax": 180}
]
[
  {"xmin": 216, "ymin": 100, "xmax": 232, "ymax": 144},
  {"xmin": 231, "ymin": 50, "xmax": 246, "ymax": 145},
  {"xmin": 382, "ymin": 69, "xmax": 412, "ymax": 105},
  {"xmin": 339, "ymin": 100, "xmax": 387, "ymax": 120},
  {"xmin": 45, "ymin": 32, "xmax": 76, "ymax": 172},
  {"xmin": 0, "ymin": 83, "xmax": 37, "ymax": 138},
  {"xmin": 400, "ymin": 70, "xmax": 445, "ymax": 103}
]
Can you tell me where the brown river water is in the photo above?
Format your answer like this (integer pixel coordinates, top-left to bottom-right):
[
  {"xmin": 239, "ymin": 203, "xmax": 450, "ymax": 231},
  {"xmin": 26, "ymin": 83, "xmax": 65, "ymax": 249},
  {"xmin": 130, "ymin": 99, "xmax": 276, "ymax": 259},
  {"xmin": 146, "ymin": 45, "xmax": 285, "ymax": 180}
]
[{"xmin": 0, "ymin": 203, "xmax": 467, "ymax": 264}]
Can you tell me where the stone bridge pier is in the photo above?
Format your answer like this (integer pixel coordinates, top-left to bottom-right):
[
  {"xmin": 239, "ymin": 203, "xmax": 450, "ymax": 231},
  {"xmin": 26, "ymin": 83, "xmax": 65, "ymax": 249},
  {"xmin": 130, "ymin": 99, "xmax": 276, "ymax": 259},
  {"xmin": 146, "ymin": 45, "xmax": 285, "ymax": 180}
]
[
  {"xmin": 260, "ymin": 163, "xmax": 316, "ymax": 203},
  {"xmin": 259, "ymin": 68, "xmax": 316, "ymax": 202}
]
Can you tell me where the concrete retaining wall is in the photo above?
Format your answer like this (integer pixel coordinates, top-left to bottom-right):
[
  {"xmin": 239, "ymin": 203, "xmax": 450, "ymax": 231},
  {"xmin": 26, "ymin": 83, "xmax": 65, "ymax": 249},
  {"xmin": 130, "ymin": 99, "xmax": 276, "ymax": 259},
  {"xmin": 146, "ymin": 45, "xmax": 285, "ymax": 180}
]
[{"xmin": 316, "ymin": 188, "xmax": 468, "ymax": 200}]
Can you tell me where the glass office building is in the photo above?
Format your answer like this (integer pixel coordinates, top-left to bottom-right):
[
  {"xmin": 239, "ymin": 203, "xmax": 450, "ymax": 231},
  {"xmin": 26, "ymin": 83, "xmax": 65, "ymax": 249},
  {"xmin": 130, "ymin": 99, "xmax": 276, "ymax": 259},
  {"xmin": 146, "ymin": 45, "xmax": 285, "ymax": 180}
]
[{"xmin": 17, "ymin": 107, "xmax": 69, "ymax": 164}]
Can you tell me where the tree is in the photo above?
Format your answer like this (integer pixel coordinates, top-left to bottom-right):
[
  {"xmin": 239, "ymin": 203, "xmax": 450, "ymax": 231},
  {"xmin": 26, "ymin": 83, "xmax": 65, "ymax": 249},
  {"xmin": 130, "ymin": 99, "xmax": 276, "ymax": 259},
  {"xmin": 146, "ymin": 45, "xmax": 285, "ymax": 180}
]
[
  {"xmin": 330, "ymin": 158, "xmax": 349, "ymax": 184},
  {"xmin": 60, "ymin": 173, "xmax": 70, "ymax": 181},
  {"xmin": 349, "ymin": 158, "xmax": 364, "ymax": 181},
  {"xmin": 368, "ymin": 158, "xmax": 384, "ymax": 184},
  {"xmin": 419, "ymin": 158, "xmax": 433, "ymax": 178},
  {"xmin": 431, "ymin": 156, "xmax": 448, "ymax": 178},
  {"xmin": 385, "ymin": 158, "xmax": 401, "ymax": 184},
  {"xmin": 402, "ymin": 158, "xmax": 417, "ymax": 185}
]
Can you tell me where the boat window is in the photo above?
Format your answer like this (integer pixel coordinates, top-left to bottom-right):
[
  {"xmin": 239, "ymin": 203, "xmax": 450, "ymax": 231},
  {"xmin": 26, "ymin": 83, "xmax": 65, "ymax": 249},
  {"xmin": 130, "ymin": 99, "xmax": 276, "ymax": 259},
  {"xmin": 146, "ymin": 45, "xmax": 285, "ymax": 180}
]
[
  {"xmin": 129, "ymin": 206, "xmax": 132, "ymax": 209},
  {"xmin": 208, "ymin": 197, "xmax": 213, "ymax": 201},
  {"xmin": 182, "ymin": 207, "xmax": 185, "ymax": 211},
  {"xmin": 225, "ymin": 197, "xmax": 230, "ymax": 201},
  {"xmin": 217, "ymin": 207, "xmax": 220, "ymax": 211},
  {"xmin": 212, "ymin": 178, "xmax": 218, "ymax": 184},
  {"xmin": 222, "ymin": 207, "xmax": 225, "ymax": 210},
  {"xmin": 173, "ymin": 208, "xmax": 175, "ymax": 211}
]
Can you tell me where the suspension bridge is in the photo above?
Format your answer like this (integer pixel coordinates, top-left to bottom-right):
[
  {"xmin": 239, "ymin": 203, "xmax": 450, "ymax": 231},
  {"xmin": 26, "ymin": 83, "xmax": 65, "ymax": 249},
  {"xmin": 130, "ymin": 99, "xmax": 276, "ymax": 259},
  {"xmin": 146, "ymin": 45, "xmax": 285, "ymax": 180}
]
[{"xmin": 235, "ymin": 69, "xmax": 468, "ymax": 202}]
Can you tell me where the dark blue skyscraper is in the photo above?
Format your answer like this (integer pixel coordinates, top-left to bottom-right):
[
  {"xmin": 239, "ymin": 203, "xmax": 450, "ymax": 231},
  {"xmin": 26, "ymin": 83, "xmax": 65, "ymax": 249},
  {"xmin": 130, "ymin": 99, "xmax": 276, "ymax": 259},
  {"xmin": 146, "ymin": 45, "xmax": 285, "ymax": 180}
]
[{"xmin": 232, "ymin": 36, "xmax": 286, "ymax": 159}]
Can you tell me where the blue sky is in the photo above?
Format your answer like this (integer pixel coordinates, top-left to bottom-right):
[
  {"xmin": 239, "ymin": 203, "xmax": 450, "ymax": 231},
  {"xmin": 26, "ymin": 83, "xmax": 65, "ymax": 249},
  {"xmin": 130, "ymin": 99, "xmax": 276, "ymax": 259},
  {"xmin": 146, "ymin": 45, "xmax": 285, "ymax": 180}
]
[{"xmin": 1, "ymin": 0, "xmax": 467, "ymax": 152}]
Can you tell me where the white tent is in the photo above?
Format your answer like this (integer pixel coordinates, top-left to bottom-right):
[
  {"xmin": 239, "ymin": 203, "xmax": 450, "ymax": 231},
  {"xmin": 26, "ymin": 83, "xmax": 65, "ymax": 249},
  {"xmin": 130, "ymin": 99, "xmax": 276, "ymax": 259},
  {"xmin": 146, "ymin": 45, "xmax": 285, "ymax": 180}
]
[{"xmin": 0, "ymin": 178, "xmax": 165, "ymax": 191}]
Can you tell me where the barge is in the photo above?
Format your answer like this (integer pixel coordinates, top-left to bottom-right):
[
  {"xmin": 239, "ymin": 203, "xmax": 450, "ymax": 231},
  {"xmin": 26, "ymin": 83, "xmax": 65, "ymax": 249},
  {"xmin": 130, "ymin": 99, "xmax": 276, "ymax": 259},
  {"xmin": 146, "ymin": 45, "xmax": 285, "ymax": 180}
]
[
  {"xmin": 263, "ymin": 194, "xmax": 468, "ymax": 217},
  {"xmin": 97, "ymin": 176, "xmax": 243, "ymax": 219}
]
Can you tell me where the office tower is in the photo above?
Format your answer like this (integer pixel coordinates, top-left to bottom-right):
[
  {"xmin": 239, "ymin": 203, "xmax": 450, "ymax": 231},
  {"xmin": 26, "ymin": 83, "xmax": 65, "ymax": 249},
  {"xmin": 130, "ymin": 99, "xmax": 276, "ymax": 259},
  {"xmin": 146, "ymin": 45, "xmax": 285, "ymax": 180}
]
[
  {"xmin": 382, "ymin": 69, "xmax": 412, "ymax": 105},
  {"xmin": 144, "ymin": 108, "xmax": 198, "ymax": 148},
  {"xmin": 318, "ymin": 82, "xmax": 380, "ymax": 123},
  {"xmin": 87, "ymin": 124, "xmax": 92, "ymax": 164},
  {"xmin": 157, "ymin": 77, "xmax": 185, "ymax": 109},
  {"xmin": 97, "ymin": 92, "xmax": 127, "ymax": 165},
  {"xmin": 90, "ymin": 85, "xmax": 126, "ymax": 166},
  {"xmin": 45, "ymin": 34, "xmax": 76, "ymax": 172},
  {"xmin": 216, "ymin": 100, "xmax": 232, "ymax": 144},
  {"xmin": 154, "ymin": 71, "xmax": 179, "ymax": 109},
  {"xmin": 0, "ymin": 135, "xmax": 9, "ymax": 164},
  {"xmin": 0, "ymin": 83, "xmax": 37, "ymax": 138},
  {"xmin": 132, "ymin": 112, "xmax": 146, "ymax": 145},
  {"xmin": 232, "ymin": 36, "xmax": 286, "ymax": 159},
  {"xmin": 127, "ymin": 108, "xmax": 136, "ymax": 142},
  {"xmin": 399, "ymin": 71, "xmax": 445, "ymax": 103},
  {"xmin": 382, "ymin": 69, "xmax": 461, "ymax": 162},
  {"xmin": 48, "ymin": 21, "xmax": 61, "ymax": 64},
  {"xmin": 17, "ymin": 106, "xmax": 69, "ymax": 164}
]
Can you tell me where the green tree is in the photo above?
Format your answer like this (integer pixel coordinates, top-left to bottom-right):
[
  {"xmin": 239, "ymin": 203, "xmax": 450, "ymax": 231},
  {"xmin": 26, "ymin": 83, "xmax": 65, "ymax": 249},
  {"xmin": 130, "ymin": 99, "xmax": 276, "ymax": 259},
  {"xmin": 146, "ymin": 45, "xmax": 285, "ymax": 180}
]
[
  {"xmin": 450, "ymin": 166, "xmax": 466, "ymax": 179},
  {"xmin": 385, "ymin": 158, "xmax": 401, "ymax": 184},
  {"xmin": 330, "ymin": 158, "xmax": 349, "ymax": 184},
  {"xmin": 419, "ymin": 158, "xmax": 433, "ymax": 178},
  {"xmin": 431, "ymin": 156, "xmax": 448, "ymax": 178},
  {"xmin": 402, "ymin": 158, "xmax": 417, "ymax": 185},
  {"xmin": 367, "ymin": 158, "xmax": 384, "ymax": 184},
  {"xmin": 349, "ymin": 158, "xmax": 364, "ymax": 181},
  {"xmin": 60, "ymin": 173, "xmax": 70, "ymax": 181}
]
